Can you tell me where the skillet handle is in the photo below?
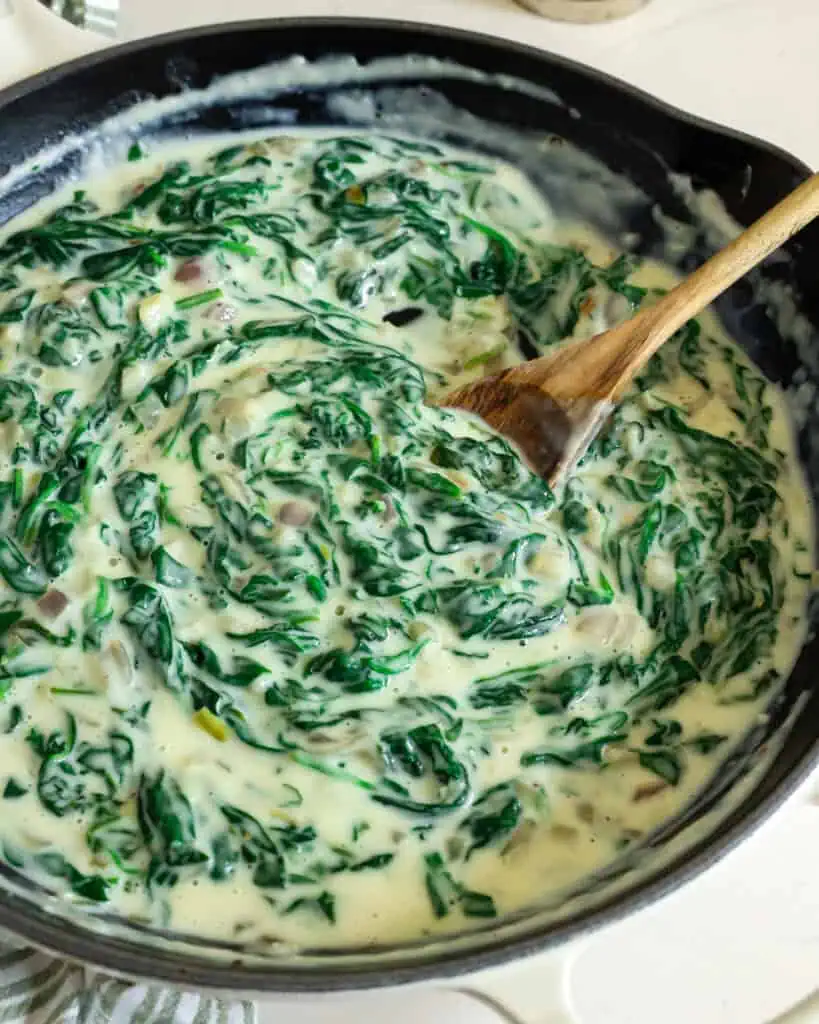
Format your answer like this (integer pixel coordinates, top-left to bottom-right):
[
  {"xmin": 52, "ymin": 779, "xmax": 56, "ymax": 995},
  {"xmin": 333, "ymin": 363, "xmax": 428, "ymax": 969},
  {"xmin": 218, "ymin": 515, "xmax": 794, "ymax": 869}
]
[
  {"xmin": 0, "ymin": 0, "xmax": 105, "ymax": 91},
  {"xmin": 454, "ymin": 947, "xmax": 581, "ymax": 1024}
]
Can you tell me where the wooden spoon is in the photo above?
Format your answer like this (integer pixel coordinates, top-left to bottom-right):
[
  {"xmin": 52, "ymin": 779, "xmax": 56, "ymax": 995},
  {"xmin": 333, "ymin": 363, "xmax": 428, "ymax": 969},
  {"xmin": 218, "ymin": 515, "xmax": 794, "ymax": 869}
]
[{"xmin": 435, "ymin": 173, "xmax": 819, "ymax": 486}]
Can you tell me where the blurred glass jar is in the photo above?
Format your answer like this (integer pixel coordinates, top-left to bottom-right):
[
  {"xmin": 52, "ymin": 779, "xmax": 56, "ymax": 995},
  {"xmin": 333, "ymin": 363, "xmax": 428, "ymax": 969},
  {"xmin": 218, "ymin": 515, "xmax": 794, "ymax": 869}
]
[
  {"xmin": 37, "ymin": 0, "xmax": 118, "ymax": 33},
  {"xmin": 514, "ymin": 0, "xmax": 652, "ymax": 20}
]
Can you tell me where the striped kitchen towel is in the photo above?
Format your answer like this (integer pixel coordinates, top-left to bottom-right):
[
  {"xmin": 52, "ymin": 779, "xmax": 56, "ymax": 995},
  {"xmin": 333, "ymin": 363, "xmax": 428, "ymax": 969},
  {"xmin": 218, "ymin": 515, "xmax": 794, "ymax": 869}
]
[{"xmin": 0, "ymin": 940, "xmax": 256, "ymax": 1023}]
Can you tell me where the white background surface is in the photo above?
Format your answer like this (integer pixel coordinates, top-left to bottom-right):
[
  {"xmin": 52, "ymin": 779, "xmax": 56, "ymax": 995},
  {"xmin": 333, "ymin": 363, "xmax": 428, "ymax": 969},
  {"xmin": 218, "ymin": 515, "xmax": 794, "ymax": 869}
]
[
  {"xmin": 2, "ymin": 1, "xmax": 819, "ymax": 1021},
  {"xmin": 117, "ymin": 0, "xmax": 819, "ymax": 170}
]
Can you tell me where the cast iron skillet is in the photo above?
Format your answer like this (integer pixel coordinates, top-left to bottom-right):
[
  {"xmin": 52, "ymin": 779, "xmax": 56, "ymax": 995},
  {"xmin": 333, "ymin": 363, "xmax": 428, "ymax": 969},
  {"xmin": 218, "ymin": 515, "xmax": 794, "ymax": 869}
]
[{"xmin": 0, "ymin": 18, "xmax": 817, "ymax": 994}]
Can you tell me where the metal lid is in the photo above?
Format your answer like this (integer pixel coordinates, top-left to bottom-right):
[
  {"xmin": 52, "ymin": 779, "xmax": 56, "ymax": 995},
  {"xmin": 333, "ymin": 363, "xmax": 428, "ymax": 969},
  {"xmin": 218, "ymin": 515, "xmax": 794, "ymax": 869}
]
[{"xmin": 512, "ymin": 0, "xmax": 651, "ymax": 22}]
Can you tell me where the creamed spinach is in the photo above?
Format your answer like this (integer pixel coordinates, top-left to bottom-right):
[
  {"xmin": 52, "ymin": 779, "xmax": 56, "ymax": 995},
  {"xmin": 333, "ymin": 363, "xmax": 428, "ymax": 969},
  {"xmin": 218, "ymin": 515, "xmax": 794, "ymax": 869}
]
[{"xmin": 0, "ymin": 133, "xmax": 810, "ymax": 947}]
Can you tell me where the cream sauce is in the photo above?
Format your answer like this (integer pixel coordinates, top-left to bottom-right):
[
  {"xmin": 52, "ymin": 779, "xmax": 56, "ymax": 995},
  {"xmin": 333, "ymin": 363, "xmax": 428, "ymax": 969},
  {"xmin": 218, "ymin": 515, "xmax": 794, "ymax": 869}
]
[{"xmin": 0, "ymin": 132, "xmax": 811, "ymax": 950}]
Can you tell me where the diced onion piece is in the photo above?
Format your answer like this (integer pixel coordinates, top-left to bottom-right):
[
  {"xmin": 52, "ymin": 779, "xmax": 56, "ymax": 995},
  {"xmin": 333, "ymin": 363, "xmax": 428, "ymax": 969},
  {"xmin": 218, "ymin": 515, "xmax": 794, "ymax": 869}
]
[
  {"xmin": 0, "ymin": 324, "xmax": 23, "ymax": 350},
  {"xmin": 99, "ymin": 640, "xmax": 137, "ymax": 707},
  {"xmin": 407, "ymin": 620, "xmax": 435, "ymax": 641},
  {"xmin": 174, "ymin": 259, "xmax": 204, "ymax": 283},
  {"xmin": 36, "ymin": 589, "xmax": 69, "ymax": 619},
  {"xmin": 209, "ymin": 302, "xmax": 237, "ymax": 323},
  {"xmin": 62, "ymin": 281, "xmax": 92, "ymax": 308},
  {"xmin": 502, "ymin": 820, "xmax": 536, "ymax": 857},
  {"xmin": 121, "ymin": 361, "xmax": 151, "ymax": 402},
  {"xmin": 132, "ymin": 388, "xmax": 165, "ymax": 430},
  {"xmin": 277, "ymin": 501, "xmax": 315, "ymax": 527},
  {"xmin": 252, "ymin": 136, "xmax": 300, "ymax": 157},
  {"xmin": 291, "ymin": 259, "xmax": 317, "ymax": 290},
  {"xmin": 0, "ymin": 419, "xmax": 22, "ymax": 451},
  {"xmin": 442, "ymin": 469, "xmax": 471, "ymax": 491},
  {"xmin": 216, "ymin": 470, "xmax": 253, "ymax": 507},
  {"xmin": 302, "ymin": 721, "xmax": 365, "ymax": 753},
  {"xmin": 215, "ymin": 394, "xmax": 271, "ymax": 444},
  {"xmin": 644, "ymin": 554, "xmax": 676, "ymax": 591},
  {"xmin": 138, "ymin": 292, "xmax": 173, "ymax": 335},
  {"xmin": 108, "ymin": 640, "xmax": 132, "ymax": 675},
  {"xmin": 528, "ymin": 540, "xmax": 572, "ymax": 586},
  {"xmin": 574, "ymin": 605, "xmax": 642, "ymax": 651},
  {"xmin": 633, "ymin": 781, "xmax": 668, "ymax": 803}
]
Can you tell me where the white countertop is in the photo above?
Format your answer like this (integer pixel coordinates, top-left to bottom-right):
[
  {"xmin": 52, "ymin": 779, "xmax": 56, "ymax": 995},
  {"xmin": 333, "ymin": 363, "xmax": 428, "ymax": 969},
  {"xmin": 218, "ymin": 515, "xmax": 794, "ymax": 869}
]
[
  {"xmin": 117, "ymin": 0, "xmax": 819, "ymax": 171},
  {"xmin": 2, "ymin": 2, "xmax": 819, "ymax": 1021}
]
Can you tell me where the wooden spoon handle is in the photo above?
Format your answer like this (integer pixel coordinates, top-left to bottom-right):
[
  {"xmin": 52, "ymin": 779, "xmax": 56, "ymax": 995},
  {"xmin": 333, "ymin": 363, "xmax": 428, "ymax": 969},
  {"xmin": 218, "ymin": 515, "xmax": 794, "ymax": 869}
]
[
  {"xmin": 439, "ymin": 173, "xmax": 819, "ymax": 484},
  {"xmin": 502, "ymin": 173, "xmax": 819, "ymax": 405},
  {"xmin": 638, "ymin": 171, "xmax": 819, "ymax": 347}
]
